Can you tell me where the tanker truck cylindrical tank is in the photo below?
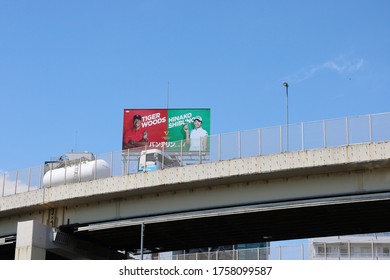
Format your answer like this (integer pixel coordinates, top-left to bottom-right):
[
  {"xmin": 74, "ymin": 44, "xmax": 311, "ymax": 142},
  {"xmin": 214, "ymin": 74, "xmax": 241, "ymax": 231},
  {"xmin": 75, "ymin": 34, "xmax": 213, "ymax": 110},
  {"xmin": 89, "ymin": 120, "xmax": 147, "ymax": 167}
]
[{"xmin": 42, "ymin": 159, "xmax": 110, "ymax": 187}]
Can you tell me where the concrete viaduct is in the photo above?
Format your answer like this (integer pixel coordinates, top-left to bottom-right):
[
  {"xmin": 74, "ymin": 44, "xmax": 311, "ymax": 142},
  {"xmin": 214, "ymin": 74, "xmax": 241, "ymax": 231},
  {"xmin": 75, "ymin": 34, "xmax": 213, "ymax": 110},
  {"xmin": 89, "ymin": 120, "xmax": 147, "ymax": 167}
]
[{"xmin": 1, "ymin": 141, "xmax": 390, "ymax": 259}]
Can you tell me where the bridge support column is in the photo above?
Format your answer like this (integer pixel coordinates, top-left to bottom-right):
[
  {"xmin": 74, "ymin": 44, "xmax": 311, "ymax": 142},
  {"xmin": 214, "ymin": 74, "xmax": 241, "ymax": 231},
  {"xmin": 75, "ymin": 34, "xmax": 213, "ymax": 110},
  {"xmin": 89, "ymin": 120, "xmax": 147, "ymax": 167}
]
[{"xmin": 14, "ymin": 220, "xmax": 49, "ymax": 260}]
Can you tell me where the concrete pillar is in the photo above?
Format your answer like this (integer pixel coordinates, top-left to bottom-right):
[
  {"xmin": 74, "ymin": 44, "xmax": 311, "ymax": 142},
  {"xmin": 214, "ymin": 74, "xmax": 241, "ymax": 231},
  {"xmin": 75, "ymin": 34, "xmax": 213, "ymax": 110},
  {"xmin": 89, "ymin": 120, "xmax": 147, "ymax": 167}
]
[{"xmin": 15, "ymin": 220, "xmax": 49, "ymax": 260}]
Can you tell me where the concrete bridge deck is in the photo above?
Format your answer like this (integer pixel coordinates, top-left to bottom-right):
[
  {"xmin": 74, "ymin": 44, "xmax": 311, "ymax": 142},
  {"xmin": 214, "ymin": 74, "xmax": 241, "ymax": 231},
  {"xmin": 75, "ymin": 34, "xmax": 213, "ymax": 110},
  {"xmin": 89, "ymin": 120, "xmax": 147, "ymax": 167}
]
[{"xmin": 1, "ymin": 141, "xmax": 390, "ymax": 259}]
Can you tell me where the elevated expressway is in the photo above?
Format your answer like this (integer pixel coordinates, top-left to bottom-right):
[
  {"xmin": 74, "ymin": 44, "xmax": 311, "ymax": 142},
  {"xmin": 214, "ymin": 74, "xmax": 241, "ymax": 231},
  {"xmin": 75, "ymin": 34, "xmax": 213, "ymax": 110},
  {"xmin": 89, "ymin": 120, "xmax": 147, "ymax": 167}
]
[{"xmin": 1, "ymin": 142, "xmax": 390, "ymax": 259}]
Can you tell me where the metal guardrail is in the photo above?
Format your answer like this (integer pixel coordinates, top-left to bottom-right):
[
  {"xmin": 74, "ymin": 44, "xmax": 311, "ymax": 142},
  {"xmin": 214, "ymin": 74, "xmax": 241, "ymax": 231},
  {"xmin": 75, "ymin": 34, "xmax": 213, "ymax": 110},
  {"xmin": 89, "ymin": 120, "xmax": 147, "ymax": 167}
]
[{"xmin": 1, "ymin": 112, "xmax": 390, "ymax": 197}]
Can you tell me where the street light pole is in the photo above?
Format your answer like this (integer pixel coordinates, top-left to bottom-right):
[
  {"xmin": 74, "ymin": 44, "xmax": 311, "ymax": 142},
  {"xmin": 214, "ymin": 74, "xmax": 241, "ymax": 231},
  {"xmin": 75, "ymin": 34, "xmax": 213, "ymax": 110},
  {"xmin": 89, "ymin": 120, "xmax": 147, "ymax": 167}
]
[{"xmin": 283, "ymin": 82, "xmax": 289, "ymax": 152}]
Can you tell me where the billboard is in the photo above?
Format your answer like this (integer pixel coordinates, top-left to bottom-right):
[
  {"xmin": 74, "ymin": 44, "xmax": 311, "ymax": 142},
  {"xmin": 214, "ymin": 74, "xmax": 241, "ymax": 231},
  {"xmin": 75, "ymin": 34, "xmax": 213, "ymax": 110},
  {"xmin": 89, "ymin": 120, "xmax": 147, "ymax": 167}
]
[{"xmin": 122, "ymin": 108, "xmax": 210, "ymax": 152}]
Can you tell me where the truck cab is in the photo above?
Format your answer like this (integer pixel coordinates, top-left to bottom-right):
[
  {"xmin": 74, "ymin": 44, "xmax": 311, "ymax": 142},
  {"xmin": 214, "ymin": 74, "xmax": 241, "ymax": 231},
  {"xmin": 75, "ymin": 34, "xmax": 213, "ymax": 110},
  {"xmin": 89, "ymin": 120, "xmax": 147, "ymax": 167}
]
[{"xmin": 137, "ymin": 149, "xmax": 180, "ymax": 172}]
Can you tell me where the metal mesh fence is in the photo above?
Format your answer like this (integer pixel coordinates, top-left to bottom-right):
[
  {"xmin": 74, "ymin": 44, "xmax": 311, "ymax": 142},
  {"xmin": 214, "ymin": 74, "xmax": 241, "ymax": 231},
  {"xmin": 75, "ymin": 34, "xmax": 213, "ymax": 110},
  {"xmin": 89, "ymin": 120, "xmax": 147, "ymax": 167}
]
[{"xmin": 2, "ymin": 112, "xmax": 390, "ymax": 196}]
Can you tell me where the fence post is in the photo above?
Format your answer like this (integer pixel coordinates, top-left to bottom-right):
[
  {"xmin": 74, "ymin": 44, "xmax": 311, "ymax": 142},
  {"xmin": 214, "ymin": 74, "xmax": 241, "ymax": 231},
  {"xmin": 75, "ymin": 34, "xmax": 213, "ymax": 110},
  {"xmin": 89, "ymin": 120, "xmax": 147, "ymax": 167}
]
[
  {"xmin": 14, "ymin": 170, "xmax": 18, "ymax": 195},
  {"xmin": 127, "ymin": 148, "xmax": 130, "ymax": 174},
  {"xmin": 78, "ymin": 157, "xmax": 82, "ymax": 182},
  {"xmin": 238, "ymin": 131, "xmax": 241, "ymax": 158},
  {"xmin": 180, "ymin": 140, "xmax": 183, "ymax": 166},
  {"xmin": 348, "ymin": 241, "xmax": 351, "ymax": 260},
  {"xmin": 346, "ymin": 116, "xmax": 349, "ymax": 146},
  {"xmin": 218, "ymin": 134, "xmax": 221, "ymax": 161},
  {"xmin": 39, "ymin": 164, "xmax": 43, "ymax": 188},
  {"xmin": 140, "ymin": 223, "xmax": 145, "ymax": 260},
  {"xmin": 27, "ymin": 168, "xmax": 31, "ymax": 192},
  {"xmin": 301, "ymin": 122, "xmax": 305, "ymax": 151},
  {"xmin": 325, "ymin": 243, "xmax": 327, "ymax": 260},
  {"xmin": 94, "ymin": 155, "xmax": 98, "ymax": 180},
  {"xmin": 279, "ymin": 245, "xmax": 282, "ymax": 260},
  {"xmin": 280, "ymin": 125, "xmax": 283, "ymax": 153},
  {"xmin": 369, "ymin": 114, "xmax": 373, "ymax": 143},
  {"xmin": 258, "ymin": 128, "xmax": 262, "ymax": 155},
  {"xmin": 323, "ymin": 120, "xmax": 327, "ymax": 148},
  {"xmin": 198, "ymin": 137, "xmax": 202, "ymax": 164},
  {"xmin": 64, "ymin": 159, "xmax": 66, "ymax": 185},
  {"xmin": 162, "ymin": 145, "xmax": 165, "ymax": 169},
  {"xmin": 2, "ymin": 172, "xmax": 5, "ymax": 197},
  {"xmin": 111, "ymin": 151, "xmax": 114, "ymax": 176},
  {"xmin": 64, "ymin": 159, "xmax": 67, "ymax": 185},
  {"xmin": 143, "ymin": 146, "xmax": 147, "ymax": 172}
]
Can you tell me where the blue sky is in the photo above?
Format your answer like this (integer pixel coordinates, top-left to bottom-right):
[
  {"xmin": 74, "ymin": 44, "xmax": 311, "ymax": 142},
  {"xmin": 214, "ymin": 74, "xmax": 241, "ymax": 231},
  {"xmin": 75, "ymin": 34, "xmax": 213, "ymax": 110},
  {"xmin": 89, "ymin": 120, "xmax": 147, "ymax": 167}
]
[{"xmin": 1, "ymin": 0, "xmax": 389, "ymax": 171}]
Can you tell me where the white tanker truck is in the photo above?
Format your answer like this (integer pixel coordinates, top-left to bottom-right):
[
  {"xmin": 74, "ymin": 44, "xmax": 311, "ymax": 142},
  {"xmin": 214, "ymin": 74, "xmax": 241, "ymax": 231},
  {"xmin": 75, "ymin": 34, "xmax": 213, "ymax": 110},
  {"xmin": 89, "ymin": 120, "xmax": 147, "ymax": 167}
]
[{"xmin": 42, "ymin": 152, "xmax": 110, "ymax": 187}]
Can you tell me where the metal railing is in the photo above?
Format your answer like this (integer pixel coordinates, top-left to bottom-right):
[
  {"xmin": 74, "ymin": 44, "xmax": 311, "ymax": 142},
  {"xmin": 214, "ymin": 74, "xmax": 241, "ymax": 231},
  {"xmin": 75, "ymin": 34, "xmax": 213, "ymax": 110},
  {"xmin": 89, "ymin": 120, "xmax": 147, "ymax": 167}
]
[
  {"xmin": 137, "ymin": 243, "xmax": 309, "ymax": 260},
  {"xmin": 138, "ymin": 241, "xmax": 390, "ymax": 260},
  {"xmin": 311, "ymin": 234, "xmax": 390, "ymax": 260},
  {"xmin": 1, "ymin": 112, "xmax": 390, "ymax": 197},
  {"xmin": 312, "ymin": 252, "xmax": 390, "ymax": 260}
]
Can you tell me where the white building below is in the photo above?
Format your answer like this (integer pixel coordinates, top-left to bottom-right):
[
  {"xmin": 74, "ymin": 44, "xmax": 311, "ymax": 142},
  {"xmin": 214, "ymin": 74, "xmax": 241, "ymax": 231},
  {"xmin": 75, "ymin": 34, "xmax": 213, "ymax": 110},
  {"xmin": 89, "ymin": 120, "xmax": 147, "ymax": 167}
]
[{"xmin": 309, "ymin": 233, "xmax": 390, "ymax": 260}]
